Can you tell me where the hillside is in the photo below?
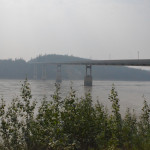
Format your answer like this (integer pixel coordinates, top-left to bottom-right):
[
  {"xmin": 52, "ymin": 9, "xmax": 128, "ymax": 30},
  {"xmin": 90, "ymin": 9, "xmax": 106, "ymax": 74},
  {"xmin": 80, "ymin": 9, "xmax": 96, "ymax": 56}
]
[{"xmin": 0, "ymin": 54, "xmax": 150, "ymax": 81}]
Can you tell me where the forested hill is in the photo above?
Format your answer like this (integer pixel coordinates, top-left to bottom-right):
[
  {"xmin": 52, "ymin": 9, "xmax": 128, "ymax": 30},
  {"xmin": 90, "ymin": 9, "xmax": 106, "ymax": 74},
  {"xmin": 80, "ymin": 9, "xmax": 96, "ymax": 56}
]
[
  {"xmin": 0, "ymin": 54, "xmax": 150, "ymax": 81},
  {"xmin": 29, "ymin": 54, "xmax": 87, "ymax": 63}
]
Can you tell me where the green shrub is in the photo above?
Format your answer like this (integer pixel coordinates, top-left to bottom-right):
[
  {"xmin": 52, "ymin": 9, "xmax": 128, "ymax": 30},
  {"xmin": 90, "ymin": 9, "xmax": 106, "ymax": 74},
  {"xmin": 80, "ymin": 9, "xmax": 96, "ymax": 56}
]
[{"xmin": 0, "ymin": 80, "xmax": 150, "ymax": 150}]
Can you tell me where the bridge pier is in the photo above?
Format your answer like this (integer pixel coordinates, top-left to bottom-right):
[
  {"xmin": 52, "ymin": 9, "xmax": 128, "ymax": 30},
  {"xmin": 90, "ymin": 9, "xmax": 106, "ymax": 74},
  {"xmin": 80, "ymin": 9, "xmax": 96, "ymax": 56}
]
[
  {"xmin": 33, "ymin": 64, "xmax": 38, "ymax": 80},
  {"xmin": 56, "ymin": 64, "xmax": 62, "ymax": 83},
  {"xmin": 42, "ymin": 64, "xmax": 47, "ymax": 80},
  {"xmin": 84, "ymin": 65, "xmax": 92, "ymax": 86}
]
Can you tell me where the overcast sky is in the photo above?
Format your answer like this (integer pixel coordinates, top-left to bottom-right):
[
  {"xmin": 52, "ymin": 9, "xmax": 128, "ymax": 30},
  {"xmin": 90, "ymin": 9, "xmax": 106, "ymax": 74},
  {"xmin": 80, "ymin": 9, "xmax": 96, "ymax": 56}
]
[{"xmin": 0, "ymin": 0, "xmax": 150, "ymax": 61}]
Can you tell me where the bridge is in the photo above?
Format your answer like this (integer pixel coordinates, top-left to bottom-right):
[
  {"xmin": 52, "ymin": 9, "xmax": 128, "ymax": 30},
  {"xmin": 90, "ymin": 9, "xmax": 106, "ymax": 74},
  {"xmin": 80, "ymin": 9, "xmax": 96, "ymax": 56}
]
[{"xmin": 32, "ymin": 59, "xmax": 150, "ymax": 86}]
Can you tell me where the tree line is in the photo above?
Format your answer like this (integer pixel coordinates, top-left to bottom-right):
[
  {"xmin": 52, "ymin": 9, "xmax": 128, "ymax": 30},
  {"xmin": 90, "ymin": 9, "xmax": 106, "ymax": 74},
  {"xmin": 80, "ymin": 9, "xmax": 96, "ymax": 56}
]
[{"xmin": 0, "ymin": 54, "xmax": 150, "ymax": 80}]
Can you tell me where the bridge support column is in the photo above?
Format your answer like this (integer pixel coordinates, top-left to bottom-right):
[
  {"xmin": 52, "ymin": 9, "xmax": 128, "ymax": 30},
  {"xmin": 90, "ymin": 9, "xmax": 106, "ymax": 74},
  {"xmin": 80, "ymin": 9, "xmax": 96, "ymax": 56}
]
[
  {"xmin": 84, "ymin": 65, "xmax": 92, "ymax": 86},
  {"xmin": 42, "ymin": 64, "xmax": 47, "ymax": 80},
  {"xmin": 33, "ymin": 64, "xmax": 38, "ymax": 80},
  {"xmin": 56, "ymin": 64, "xmax": 62, "ymax": 83}
]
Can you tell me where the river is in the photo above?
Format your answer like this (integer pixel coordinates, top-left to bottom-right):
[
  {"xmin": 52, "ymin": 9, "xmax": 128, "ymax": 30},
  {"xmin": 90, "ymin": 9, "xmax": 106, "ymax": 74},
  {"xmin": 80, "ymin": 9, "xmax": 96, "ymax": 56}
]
[{"xmin": 0, "ymin": 79, "xmax": 150, "ymax": 115}]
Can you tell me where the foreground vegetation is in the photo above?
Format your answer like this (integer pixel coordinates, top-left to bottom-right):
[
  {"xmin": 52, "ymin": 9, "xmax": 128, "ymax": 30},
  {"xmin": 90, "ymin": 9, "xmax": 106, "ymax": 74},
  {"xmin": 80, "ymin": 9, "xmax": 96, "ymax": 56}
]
[{"xmin": 0, "ymin": 80, "xmax": 150, "ymax": 150}]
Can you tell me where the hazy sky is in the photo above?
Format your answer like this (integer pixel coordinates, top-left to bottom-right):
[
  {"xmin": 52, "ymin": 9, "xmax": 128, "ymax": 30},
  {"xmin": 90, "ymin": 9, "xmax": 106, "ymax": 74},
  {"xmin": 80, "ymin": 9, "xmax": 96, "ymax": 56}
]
[{"xmin": 0, "ymin": 0, "xmax": 150, "ymax": 60}]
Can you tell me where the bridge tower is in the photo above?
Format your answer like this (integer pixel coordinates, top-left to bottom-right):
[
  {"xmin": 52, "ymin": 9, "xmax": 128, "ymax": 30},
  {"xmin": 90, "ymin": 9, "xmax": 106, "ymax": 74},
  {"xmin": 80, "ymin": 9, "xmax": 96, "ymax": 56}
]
[
  {"xmin": 33, "ymin": 64, "xmax": 38, "ymax": 80},
  {"xmin": 56, "ymin": 64, "xmax": 62, "ymax": 83},
  {"xmin": 84, "ymin": 65, "xmax": 92, "ymax": 86},
  {"xmin": 41, "ymin": 64, "xmax": 47, "ymax": 80}
]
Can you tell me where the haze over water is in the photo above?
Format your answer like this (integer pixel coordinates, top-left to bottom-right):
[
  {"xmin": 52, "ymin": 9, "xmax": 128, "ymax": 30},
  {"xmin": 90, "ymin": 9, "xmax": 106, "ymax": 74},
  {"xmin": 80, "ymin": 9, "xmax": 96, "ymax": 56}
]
[{"xmin": 0, "ymin": 79, "xmax": 150, "ymax": 115}]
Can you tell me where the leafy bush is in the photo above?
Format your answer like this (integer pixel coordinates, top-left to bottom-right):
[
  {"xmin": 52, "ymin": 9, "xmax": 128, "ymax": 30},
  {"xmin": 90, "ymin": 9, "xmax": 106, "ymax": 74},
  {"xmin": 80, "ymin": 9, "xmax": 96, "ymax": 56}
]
[{"xmin": 0, "ymin": 79, "xmax": 150, "ymax": 150}]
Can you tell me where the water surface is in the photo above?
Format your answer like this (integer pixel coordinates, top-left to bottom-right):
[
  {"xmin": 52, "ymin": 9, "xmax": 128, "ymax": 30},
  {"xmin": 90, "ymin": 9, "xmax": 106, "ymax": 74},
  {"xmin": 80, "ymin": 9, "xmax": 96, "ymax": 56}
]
[{"xmin": 0, "ymin": 79, "xmax": 150, "ymax": 115}]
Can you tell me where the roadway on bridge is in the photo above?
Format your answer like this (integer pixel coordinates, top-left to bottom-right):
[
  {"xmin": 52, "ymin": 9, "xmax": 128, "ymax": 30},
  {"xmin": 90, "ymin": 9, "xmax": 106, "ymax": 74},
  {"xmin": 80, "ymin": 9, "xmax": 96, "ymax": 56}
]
[{"xmin": 32, "ymin": 59, "xmax": 150, "ymax": 66}]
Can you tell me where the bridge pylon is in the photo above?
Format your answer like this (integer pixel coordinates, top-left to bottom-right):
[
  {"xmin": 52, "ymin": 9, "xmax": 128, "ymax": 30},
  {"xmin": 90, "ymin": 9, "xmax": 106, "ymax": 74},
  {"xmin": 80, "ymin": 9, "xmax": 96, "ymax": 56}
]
[
  {"xmin": 84, "ymin": 65, "xmax": 92, "ymax": 86},
  {"xmin": 41, "ymin": 64, "xmax": 47, "ymax": 80},
  {"xmin": 56, "ymin": 64, "xmax": 62, "ymax": 83},
  {"xmin": 33, "ymin": 64, "xmax": 38, "ymax": 80}
]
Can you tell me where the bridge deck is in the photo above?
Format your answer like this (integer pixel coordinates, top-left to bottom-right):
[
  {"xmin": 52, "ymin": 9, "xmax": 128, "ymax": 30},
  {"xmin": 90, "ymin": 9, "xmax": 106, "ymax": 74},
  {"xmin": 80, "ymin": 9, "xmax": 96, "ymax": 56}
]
[{"xmin": 32, "ymin": 59, "xmax": 150, "ymax": 66}]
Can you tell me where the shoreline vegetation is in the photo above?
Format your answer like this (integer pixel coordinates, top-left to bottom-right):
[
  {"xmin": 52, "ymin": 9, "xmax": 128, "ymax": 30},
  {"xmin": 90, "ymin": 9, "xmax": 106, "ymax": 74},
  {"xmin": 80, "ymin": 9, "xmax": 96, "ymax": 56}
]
[{"xmin": 0, "ymin": 79, "xmax": 150, "ymax": 150}]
